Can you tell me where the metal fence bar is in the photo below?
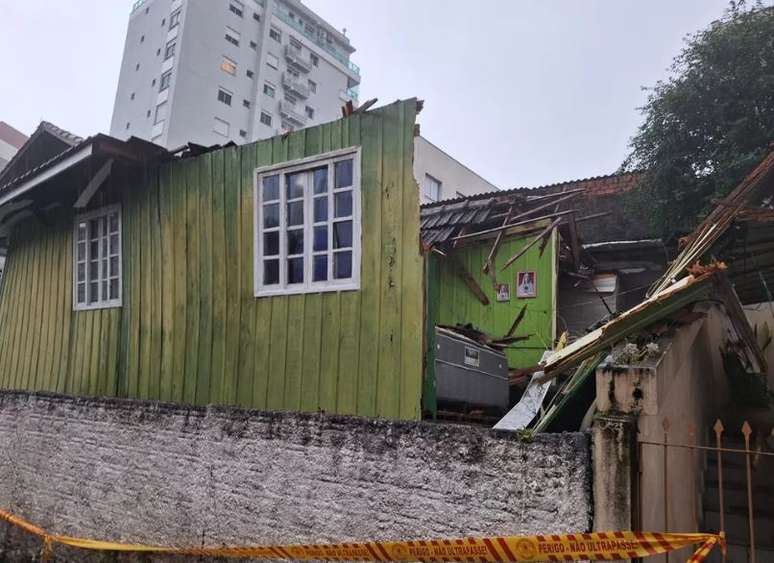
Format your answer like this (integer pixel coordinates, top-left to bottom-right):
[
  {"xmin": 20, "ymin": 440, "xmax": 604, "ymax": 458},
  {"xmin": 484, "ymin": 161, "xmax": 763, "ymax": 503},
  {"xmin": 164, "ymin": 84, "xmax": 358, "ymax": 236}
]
[
  {"xmin": 742, "ymin": 422, "xmax": 756, "ymax": 563},
  {"xmin": 713, "ymin": 419, "xmax": 726, "ymax": 563},
  {"xmin": 663, "ymin": 417, "xmax": 670, "ymax": 563}
]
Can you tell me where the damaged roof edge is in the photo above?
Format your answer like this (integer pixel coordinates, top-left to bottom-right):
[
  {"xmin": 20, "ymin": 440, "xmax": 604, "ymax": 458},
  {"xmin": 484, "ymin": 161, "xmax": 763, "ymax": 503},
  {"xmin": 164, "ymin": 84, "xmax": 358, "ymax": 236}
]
[{"xmin": 538, "ymin": 269, "xmax": 766, "ymax": 380}]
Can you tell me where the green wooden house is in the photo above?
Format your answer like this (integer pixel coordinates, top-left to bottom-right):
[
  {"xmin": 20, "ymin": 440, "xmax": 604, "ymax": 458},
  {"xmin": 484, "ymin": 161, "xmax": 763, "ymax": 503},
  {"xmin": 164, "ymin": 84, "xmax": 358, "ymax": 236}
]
[{"xmin": 0, "ymin": 99, "xmax": 589, "ymax": 421}]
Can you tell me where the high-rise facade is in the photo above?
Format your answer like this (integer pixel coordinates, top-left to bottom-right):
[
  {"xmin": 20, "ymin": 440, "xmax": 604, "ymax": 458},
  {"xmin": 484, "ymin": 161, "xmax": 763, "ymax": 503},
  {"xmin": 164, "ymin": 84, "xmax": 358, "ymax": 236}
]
[{"xmin": 110, "ymin": 0, "xmax": 360, "ymax": 149}]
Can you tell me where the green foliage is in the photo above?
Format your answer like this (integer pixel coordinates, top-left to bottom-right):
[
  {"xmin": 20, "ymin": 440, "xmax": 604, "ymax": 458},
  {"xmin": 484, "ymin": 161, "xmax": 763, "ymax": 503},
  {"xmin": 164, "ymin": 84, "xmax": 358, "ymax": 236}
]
[{"xmin": 624, "ymin": 1, "xmax": 774, "ymax": 239}]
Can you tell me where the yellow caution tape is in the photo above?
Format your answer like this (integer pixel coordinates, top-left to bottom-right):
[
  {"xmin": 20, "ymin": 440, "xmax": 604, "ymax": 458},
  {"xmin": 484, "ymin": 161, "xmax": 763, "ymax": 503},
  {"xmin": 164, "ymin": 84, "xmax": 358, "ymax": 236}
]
[{"xmin": 0, "ymin": 508, "xmax": 724, "ymax": 562}]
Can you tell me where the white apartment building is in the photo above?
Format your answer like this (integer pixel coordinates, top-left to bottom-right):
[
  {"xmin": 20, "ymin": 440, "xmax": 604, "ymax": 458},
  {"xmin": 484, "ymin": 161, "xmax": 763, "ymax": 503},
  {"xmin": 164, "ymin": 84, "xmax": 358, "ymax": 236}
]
[{"xmin": 110, "ymin": 0, "xmax": 361, "ymax": 148}]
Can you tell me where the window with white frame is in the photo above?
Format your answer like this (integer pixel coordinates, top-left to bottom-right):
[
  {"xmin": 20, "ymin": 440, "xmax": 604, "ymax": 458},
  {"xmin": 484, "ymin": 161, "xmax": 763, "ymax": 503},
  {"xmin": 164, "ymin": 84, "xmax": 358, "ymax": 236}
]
[
  {"xmin": 73, "ymin": 206, "xmax": 122, "ymax": 310},
  {"xmin": 255, "ymin": 148, "xmax": 360, "ymax": 296},
  {"xmin": 422, "ymin": 173, "xmax": 442, "ymax": 202}
]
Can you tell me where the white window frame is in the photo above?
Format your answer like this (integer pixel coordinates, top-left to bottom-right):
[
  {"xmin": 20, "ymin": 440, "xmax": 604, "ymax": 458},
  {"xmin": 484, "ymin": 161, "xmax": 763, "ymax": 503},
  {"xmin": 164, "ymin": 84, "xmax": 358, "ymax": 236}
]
[
  {"xmin": 73, "ymin": 204, "xmax": 122, "ymax": 311},
  {"xmin": 266, "ymin": 52, "xmax": 279, "ymax": 70},
  {"xmin": 254, "ymin": 147, "xmax": 361, "ymax": 297},
  {"xmin": 423, "ymin": 173, "xmax": 442, "ymax": 202}
]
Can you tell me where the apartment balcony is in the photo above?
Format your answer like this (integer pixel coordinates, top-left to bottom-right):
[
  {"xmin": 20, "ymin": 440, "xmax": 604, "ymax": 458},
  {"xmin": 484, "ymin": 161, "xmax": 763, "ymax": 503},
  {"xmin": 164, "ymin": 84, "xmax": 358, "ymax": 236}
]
[
  {"xmin": 282, "ymin": 74, "xmax": 310, "ymax": 99},
  {"xmin": 279, "ymin": 100, "xmax": 307, "ymax": 126},
  {"xmin": 284, "ymin": 45, "xmax": 311, "ymax": 73}
]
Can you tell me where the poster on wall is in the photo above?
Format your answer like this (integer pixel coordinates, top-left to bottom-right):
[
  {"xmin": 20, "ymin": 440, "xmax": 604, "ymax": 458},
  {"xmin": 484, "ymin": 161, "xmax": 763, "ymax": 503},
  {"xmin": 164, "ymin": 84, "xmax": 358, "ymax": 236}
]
[
  {"xmin": 495, "ymin": 283, "xmax": 511, "ymax": 302},
  {"xmin": 516, "ymin": 271, "xmax": 537, "ymax": 298}
]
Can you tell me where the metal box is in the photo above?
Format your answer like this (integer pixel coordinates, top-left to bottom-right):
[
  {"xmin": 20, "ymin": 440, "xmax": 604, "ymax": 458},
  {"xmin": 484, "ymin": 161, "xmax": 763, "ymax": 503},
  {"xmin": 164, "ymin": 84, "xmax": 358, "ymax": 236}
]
[{"xmin": 434, "ymin": 327, "xmax": 509, "ymax": 409}]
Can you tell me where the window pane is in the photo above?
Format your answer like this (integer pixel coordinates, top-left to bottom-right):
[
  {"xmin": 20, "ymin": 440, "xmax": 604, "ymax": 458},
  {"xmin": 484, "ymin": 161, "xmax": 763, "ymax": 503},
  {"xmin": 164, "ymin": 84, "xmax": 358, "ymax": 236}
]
[
  {"xmin": 102, "ymin": 259, "xmax": 109, "ymax": 278},
  {"xmin": 77, "ymin": 263, "xmax": 85, "ymax": 282},
  {"xmin": 287, "ymin": 229, "xmax": 304, "ymax": 255},
  {"xmin": 77, "ymin": 223, "xmax": 87, "ymax": 242},
  {"xmin": 333, "ymin": 220, "xmax": 353, "ymax": 249},
  {"xmin": 110, "ymin": 234, "xmax": 119, "ymax": 255},
  {"xmin": 102, "ymin": 280, "xmax": 108, "ymax": 300},
  {"xmin": 287, "ymin": 201, "xmax": 304, "ymax": 226},
  {"xmin": 110, "ymin": 256, "xmax": 119, "ymax": 276},
  {"xmin": 264, "ymin": 203, "xmax": 279, "ymax": 228},
  {"xmin": 263, "ymin": 175, "xmax": 279, "ymax": 201},
  {"xmin": 263, "ymin": 231, "xmax": 279, "ymax": 256},
  {"xmin": 288, "ymin": 257, "xmax": 304, "ymax": 284},
  {"xmin": 90, "ymin": 240, "xmax": 99, "ymax": 258},
  {"xmin": 334, "ymin": 191, "xmax": 352, "ymax": 218},
  {"xmin": 264, "ymin": 259, "xmax": 279, "ymax": 285},
  {"xmin": 313, "ymin": 167, "xmax": 328, "ymax": 194},
  {"xmin": 334, "ymin": 251, "xmax": 352, "ymax": 279},
  {"xmin": 90, "ymin": 218, "xmax": 100, "ymax": 237},
  {"xmin": 89, "ymin": 261, "xmax": 99, "ymax": 281},
  {"xmin": 313, "ymin": 255, "xmax": 328, "ymax": 282},
  {"xmin": 110, "ymin": 279, "xmax": 119, "ymax": 300},
  {"xmin": 335, "ymin": 159, "xmax": 353, "ymax": 188},
  {"xmin": 286, "ymin": 172, "xmax": 304, "ymax": 199},
  {"xmin": 109, "ymin": 213, "xmax": 119, "ymax": 233},
  {"xmin": 313, "ymin": 226, "xmax": 328, "ymax": 251},
  {"xmin": 313, "ymin": 197, "xmax": 327, "ymax": 222},
  {"xmin": 77, "ymin": 242, "xmax": 86, "ymax": 261},
  {"xmin": 77, "ymin": 283, "xmax": 86, "ymax": 304},
  {"xmin": 89, "ymin": 282, "xmax": 99, "ymax": 303}
]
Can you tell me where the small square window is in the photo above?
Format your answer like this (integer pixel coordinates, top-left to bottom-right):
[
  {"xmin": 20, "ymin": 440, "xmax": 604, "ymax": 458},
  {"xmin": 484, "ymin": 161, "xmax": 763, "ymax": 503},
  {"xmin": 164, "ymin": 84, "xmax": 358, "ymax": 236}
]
[
  {"xmin": 156, "ymin": 48, "xmax": 161, "ymax": 56},
  {"xmin": 239, "ymin": 129, "xmax": 247, "ymax": 138},
  {"xmin": 135, "ymin": 63, "xmax": 140, "ymax": 71},
  {"xmin": 130, "ymin": 92, "xmax": 135, "ymax": 100},
  {"xmin": 260, "ymin": 112, "xmax": 272, "ymax": 126},
  {"xmin": 305, "ymin": 106, "xmax": 314, "ymax": 119},
  {"xmin": 164, "ymin": 39, "xmax": 176, "ymax": 60},
  {"xmin": 126, "ymin": 122, "xmax": 131, "ymax": 130},
  {"xmin": 214, "ymin": 117, "xmax": 229, "ymax": 137},
  {"xmin": 243, "ymin": 99, "xmax": 251, "ymax": 108},
  {"xmin": 155, "ymin": 102, "xmax": 168, "ymax": 124},
  {"xmin": 140, "ymin": 35, "xmax": 145, "ymax": 43},
  {"xmin": 266, "ymin": 53, "xmax": 279, "ymax": 70},
  {"xmin": 152, "ymin": 78, "xmax": 157, "ymax": 87},
  {"xmin": 269, "ymin": 27, "xmax": 281, "ymax": 42},
  {"xmin": 169, "ymin": 8, "xmax": 181, "ymax": 29},
  {"xmin": 147, "ymin": 110, "xmax": 151, "ymax": 118},
  {"xmin": 160, "ymin": 70, "xmax": 172, "ymax": 91},
  {"xmin": 310, "ymin": 53, "xmax": 319, "ymax": 67},
  {"xmin": 217, "ymin": 88, "xmax": 233, "ymax": 106},
  {"xmin": 221, "ymin": 56, "xmax": 237, "ymax": 75},
  {"xmin": 253, "ymin": 12, "xmax": 260, "ymax": 22},
  {"xmin": 263, "ymin": 83, "xmax": 275, "ymax": 98},
  {"xmin": 250, "ymin": 40, "xmax": 257, "ymax": 49},
  {"xmin": 161, "ymin": 18, "xmax": 166, "ymax": 26},
  {"xmin": 308, "ymin": 79, "xmax": 317, "ymax": 94},
  {"xmin": 247, "ymin": 69, "xmax": 255, "ymax": 79},
  {"xmin": 229, "ymin": 1, "xmax": 244, "ymax": 17}
]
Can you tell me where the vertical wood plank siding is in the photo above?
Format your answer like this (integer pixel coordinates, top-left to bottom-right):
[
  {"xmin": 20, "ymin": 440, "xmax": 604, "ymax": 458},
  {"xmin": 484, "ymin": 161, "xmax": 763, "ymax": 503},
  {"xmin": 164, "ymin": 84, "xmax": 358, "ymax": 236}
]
[
  {"xmin": 0, "ymin": 100, "xmax": 423, "ymax": 420},
  {"xmin": 434, "ymin": 231, "xmax": 558, "ymax": 369}
]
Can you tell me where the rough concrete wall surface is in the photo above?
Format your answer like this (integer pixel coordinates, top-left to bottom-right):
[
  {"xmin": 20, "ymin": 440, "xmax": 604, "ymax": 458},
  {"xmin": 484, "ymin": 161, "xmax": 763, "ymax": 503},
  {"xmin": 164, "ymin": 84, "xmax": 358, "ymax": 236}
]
[{"xmin": 0, "ymin": 391, "xmax": 592, "ymax": 561}]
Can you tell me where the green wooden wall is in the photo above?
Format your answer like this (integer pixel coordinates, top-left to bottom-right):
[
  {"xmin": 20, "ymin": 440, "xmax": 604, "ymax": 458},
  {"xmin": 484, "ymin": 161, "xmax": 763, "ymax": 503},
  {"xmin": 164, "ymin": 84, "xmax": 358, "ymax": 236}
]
[
  {"xmin": 429, "ymin": 231, "xmax": 557, "ymax": 369},
  {"xmin": 0, "ymin": 100, "xmax": 423, "ymax": 420}
]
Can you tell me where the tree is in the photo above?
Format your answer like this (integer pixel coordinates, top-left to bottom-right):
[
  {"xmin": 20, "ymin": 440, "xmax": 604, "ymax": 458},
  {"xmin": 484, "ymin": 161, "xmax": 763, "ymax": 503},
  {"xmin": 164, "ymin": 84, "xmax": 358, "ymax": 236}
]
[{"xmin": 624, "ymin": 1, "xmax": 774, "ymax": 239}]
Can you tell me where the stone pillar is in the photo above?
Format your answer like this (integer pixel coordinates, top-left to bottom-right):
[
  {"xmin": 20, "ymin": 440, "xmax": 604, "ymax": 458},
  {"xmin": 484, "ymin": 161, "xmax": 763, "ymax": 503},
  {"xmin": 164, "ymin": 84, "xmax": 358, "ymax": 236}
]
[{"xmin": 592, "ymin": 412, "xmax": 637, "ymax": 533}]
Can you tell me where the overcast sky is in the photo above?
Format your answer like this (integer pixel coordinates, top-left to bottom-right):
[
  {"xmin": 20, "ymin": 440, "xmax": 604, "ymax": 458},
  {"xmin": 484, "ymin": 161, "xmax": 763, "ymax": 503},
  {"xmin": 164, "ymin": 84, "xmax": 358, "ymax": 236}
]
[{"xmin": 0, "ymin": 0, "xmax": 755, "ymax": 188}]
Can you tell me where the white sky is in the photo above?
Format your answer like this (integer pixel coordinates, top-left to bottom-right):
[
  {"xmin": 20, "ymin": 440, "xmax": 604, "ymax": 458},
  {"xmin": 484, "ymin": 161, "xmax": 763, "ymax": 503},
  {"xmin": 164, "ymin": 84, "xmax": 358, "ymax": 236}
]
[{"xmin": 0, "ymin": 0, "xmax": 757, "ymax": 188}]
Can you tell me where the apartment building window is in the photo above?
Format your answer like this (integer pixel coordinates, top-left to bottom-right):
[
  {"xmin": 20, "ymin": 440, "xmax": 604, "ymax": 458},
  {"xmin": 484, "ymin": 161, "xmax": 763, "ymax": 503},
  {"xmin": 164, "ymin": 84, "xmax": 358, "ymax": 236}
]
[
  {"xmin": 221, "ymin": 56, "xmax": 237, "ymax": 75},
  {"xmin": 73, "ymin": 206, "xmax": 122, "ymax": 311},
  {"xmin": 263, "ymin": 83, "xmax": 275, "ymax": 98},
  {"xmin": 130, "ymin": 92, "xmax": 135, "ymax": 100},
  {"xmin": 229, "ymin": 0, "xmax": 244, "ymax": 17},
  {"xmin": 154, "ymin": 102, "xmax": 168, "ymax": 124},
  {"xmin": 287, "ymin": 68, "xmax": 300, "ymax": 79},
  {"xmin": 160, "ymin": 70, "xmax": 172, "ymax": 91},
  {"xmin": 162, "ymin": 18, "xmax": 166, "ymax": 26},
  {"xmin": 126, "ymin": 122, "xmax": 131, "ymax": 130},
  {"xmin": 225, "ymin": 27, "xmax": 241, "ymax": 46},
  {"xmin": 239, "ymin": 129, "xmax": 247, "ymax": 138},
  {"xmin": 243, "ymin": 99, "xmax": 251, "ymax": 108},
  {"xmin": 253, "ymin": 13, "xmax": 260, "ymax": 22},
  {"xmin": 164, "ymin": 39, "xmax": 176, "ymax": 60},
  {"xmin": 305, "ymin": 106, "xmax": 314, "ymax": 119},
  {"xmin": 214, "ymin": 117, "xmax": 230, "ymax": 137},
  {"xmin": 310, "ymin": 53, "xmax": 319, "ymax": 67},
  {"xmin": 308, "ymin": 79, "xmax": 317, "ymax": 94},
  {"xmin": 250, "ymin": 40, "xmax": 258, "ymax": 50},
  {"xmin": 266, "ymin": 53, "xmax": 279, "ymax": 70},
  {"xmin": 169, "ymin": 8, "xmax": 181, "ymax": 29},
  {"xmin": 289, "ymin": 37, "xmax": 302, "ymax": 51},
  {"xmin": 218, "ymin": 88, "xmax": 233, "ymax": 106},
  {"xmin": 140, "ymin": 35, "xmax": 145, "ymax": 43},
  {"xmin": 246, "ymin": 69, "xmax": 255, "ymax": 79},
  {"xmin": 260, "ymin": 112, "xmax": 272, "ymax": 126},
  {"xmin": 157, "ymin": 48, "xmax": 161, "ymax": 56},
  {"xmin": 269, "ymin": 27, "xmax": 281, "ymax": 42},
  {"xmin": 255, "ymin": 148, "xmax": 361, "ymax": 296},
  {"xmin": 422, "ymin": 174, "xmax": 442, "ymax": 202},
  {"xmin": 136, "ymin": 63, "xmax": 141, "ymax": 71}
]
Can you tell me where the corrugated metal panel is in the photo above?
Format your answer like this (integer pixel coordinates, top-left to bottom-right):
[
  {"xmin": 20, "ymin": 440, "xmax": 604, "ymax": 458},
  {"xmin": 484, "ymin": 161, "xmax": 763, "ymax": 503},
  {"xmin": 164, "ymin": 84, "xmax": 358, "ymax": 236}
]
[{"xmin": 0, "ymin": 99, "xmax": 424, "ymax": 421}]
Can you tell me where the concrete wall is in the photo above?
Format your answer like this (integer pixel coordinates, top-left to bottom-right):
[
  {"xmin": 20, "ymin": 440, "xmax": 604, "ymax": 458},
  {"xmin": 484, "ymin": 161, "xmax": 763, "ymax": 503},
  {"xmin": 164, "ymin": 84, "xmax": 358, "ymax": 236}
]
[
  {"xmin": 0, "ymin": 391, "xmax": 592, "ymax": 561},
  {"xmin": 743, "ymin": 302, "xmax": 774, "ymax": 388},
  {"xmin": 594, "ymin": 306, "xmax": 731, "ymax": 563},
  {"xmin": 414, "ymin": 136, "xmax": 499, "ymax": 203}
]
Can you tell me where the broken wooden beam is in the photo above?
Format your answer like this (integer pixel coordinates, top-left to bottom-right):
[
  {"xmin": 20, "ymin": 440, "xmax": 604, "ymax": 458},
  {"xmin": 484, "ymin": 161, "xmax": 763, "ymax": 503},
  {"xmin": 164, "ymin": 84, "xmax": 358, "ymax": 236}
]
[
  {"xmin": 506, "ymin": 304, "xmax": 528, "ymax": 337},
  {"xmin": 501, "ymin": 218, "xmax": 562, "ymax": 271},
  {"xmin": 451, "ymin": 255, "xmax": 490, "ymax": 305},
  {"xmin": 450, "ymin": 209, "xmax": 575, "ymax": 242}
]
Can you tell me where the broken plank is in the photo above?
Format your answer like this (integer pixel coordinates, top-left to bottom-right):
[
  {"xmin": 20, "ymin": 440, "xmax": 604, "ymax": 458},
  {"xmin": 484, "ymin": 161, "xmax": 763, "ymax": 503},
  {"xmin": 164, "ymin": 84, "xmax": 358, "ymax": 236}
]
[
  {"xmin": 506, "ymin": 304, "xmax": 528, "ymax": 337},
  {"xmin": 501, "ymin": 218, "xmax": 562, "ymax": 271},
  {"xmin": 451, "ymin": 209, "xmax": 576, "ymax": 242},
  {"xmin": 451, "ymin": 254, "xmax": 490, "ymax": 305}
]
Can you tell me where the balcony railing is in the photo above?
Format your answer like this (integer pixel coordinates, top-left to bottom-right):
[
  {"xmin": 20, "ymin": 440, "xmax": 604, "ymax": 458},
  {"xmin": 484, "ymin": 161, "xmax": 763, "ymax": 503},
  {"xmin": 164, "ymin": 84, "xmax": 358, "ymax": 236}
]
[
  {"xmin": 282, "ymin": 74, "xmax": 310, "ymax": 99},
  {"xmin": 274, "ymin": 8, "xmax": 360, "ymax": 79},
  {"xmin": 284, "ymin": 45, "xmax": 311, "ymax": 73},
  {"xmin": 279, "ymin": 101, "xmax": 307, "ymax": 126}
]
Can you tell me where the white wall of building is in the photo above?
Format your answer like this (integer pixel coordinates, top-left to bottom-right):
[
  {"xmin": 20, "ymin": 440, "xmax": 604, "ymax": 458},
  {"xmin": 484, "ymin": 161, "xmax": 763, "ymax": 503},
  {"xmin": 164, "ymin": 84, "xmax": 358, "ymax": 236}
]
[
  {"xmin": 111, "ymin": 0, "xmax": 360, "ymax": 149},
  {"xmin": 414, "ymin": 136, "xmax": 499, "ymax": 204}
]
